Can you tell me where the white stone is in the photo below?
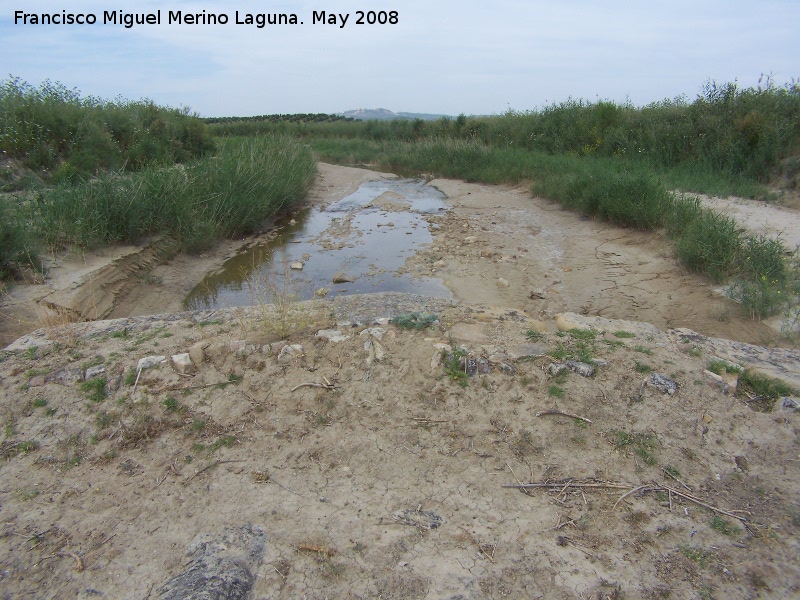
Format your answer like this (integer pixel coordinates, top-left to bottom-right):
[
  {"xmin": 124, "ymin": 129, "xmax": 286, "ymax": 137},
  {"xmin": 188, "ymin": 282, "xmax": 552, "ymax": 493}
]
[
  {"xmin": 137, "ymin": 356, "xmax": 166, "ymax": 371},
  {"xmin": 171, "ymin": 353, "xmax": 195, "ymax": 375}
]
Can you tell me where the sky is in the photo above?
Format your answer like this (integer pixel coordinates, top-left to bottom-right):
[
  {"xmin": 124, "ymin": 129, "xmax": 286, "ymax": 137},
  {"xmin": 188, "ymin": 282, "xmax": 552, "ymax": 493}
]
[{"xmin": 2, "ymin": 0, "xmax": 798, "ymax": 117}]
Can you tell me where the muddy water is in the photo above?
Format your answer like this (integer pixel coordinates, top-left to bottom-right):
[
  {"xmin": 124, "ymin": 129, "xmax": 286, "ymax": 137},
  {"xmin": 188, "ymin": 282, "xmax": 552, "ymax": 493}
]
[{"xmin": 183, "ymin": 179, "xmax": 452, "ymax": 310}]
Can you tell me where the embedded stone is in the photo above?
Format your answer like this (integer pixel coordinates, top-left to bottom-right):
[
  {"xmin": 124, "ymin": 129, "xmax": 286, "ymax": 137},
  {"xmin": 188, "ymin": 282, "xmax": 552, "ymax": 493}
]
[{"xmin": 171, "ymin": 353, "xmax": 195, "ymax": 375}]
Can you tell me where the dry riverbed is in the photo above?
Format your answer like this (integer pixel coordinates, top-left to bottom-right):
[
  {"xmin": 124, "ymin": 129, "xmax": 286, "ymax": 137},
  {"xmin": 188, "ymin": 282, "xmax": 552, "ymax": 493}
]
[{"xmin": 1, "ymin": 164, "xmax": 799, "ymax": 598}]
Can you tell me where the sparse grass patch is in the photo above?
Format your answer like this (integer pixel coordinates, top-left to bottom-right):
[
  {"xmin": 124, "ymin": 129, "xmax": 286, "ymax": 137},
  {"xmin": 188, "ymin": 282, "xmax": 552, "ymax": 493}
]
[
  {"xmin": 633, "ymin": 345, "xmax": 653, "ymax": 355},
  {"xmin": 611, "ymin": 430, "xmax": 658, "ymax": 465},
  {"xmin": 392, "ymin": 312, "xmax": 439, "ymax": 330},
  {"xmin": 80, "ymin": 377, "xmax": 107, "ymax": 403},
  {"xmin": 548, "ymin": 385, "xmax": 565, "ymax": 398},
  {"xmin": 737, "ymin": 369, "xmax": 795, "ymax": 412},
  {"xmin": 525, "ymin": 329, "xmax": 545, "ymax": 341},
  {"xmin": 634, "ymin": 361, "xmax": 653, "ymax": 374},
  {"xmin": 679, "ymin": 545, "xmax": 712, "ymax": 569},
  {"xmin": 163, "ymin": 396, "xmax": 179, "ymax": 412},
  {"xmin": 614, "ymin": 330, "xmax": 636, "ymax": 338},
  {"xmin": 707, "ymin": 359, "xmax": 743, "ymax": 375},
  {"xmin": 711, "ymin": 515, "xmax": 740, "ymax": 536}
]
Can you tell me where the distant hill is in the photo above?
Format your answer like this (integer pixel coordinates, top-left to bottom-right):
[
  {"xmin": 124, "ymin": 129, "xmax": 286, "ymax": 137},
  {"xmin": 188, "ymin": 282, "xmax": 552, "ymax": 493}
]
[{"xmin": 338, "ymin": 108, "xmax": 451, "ymax": 121}]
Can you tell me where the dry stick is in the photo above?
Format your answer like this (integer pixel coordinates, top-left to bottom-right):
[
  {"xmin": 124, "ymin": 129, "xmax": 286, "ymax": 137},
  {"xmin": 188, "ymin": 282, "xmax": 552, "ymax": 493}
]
[
  {"xmin": 536, "ymin": 410, "xmax": 592, "ymax": 424},
  {"xmin": 131, "ymin": 367, "xmax": 142, "ymax": 395},
  {"xmin": 291, "ymin": 382, "xmax": 335, "ymax": 392},
  {"xmin": 612, "ymin": 484, "xmax": 658, "ymax": 510},
  {"xmin": 503, "ymin": 482, "xmax": 632, "ymax": 490},
  {"xmin": 186, "ymin": 460, "xmax": 246, "ymax": 483},
  {"xmin": 411, "ymin": 417, "xmax": 449, "ymax": 423},
  {"xmin": 662, "ymin": 485, "xmax": 750, "ymax": 523},
  {"xmin": 298, "ymin": 544, "xmax": 335, "ymax": 556},
  {"xmin": 661, "ymin": 466, "xmax": 692, "ymax": 491}
]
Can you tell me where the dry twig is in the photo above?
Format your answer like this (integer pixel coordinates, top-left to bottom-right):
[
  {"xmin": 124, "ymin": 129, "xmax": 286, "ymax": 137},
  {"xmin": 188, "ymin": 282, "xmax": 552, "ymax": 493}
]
[{"xmin": 536, "ymin": 410, "xmax": 592, "ymax": 423}]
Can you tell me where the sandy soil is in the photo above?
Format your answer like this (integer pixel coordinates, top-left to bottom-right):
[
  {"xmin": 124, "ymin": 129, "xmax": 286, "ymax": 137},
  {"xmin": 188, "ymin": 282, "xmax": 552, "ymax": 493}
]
[{"xmin": 0, "ymin": 301, "xmax": 798, "ymax": 599}]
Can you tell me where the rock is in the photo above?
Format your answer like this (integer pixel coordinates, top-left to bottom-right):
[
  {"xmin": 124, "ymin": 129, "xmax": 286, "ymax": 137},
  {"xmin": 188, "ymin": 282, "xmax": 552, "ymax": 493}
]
[
  {"xmin": 29, "ymin": 376, "xmax": 45, "ymax": 387},
  {"xmin": 290, "ymin": 262, "xmax": 304, "ymax": 270},
  {"xmin": 463, "ymin": 236, "xmax": 477, "ymax": 244},
  {"xmin": 529, "ymin": 289, "xmax": 546, "ymax": 299},
  {"xmin": 590, "ymin": 358, "xmax": 610, "ymax": 367},
  {"xmin": 359, "ymin": 327, "xmax": 387, "ymax": 341},
  {"xmin": 157, "ymin": 524, "xmax": 267, "ymax": 600},
  {"xmin": 497, "ymin": 278, "xmax": 510, "ymax": 288},
  {"xmin": 777, "ymin": 397, "xmax": 799, "ymax": 411},
  {"xmin": 314, "ymin": 287, "xmax": 329, "ymax": 297},
  {"xmin": 703, "ymin": 370, "xmax": 733, "ymax": 394},
  {"xmin": 497, "ymin": 362, "xmax": 516, "ymax": 375},
  {"xmin": 262, "ymin": 340, "xmax": 287, "ymax": 355},
  {"xmin": 391, "ymin": 509, "xmax": 444, "ymax": 530},
  {"xmin": 45, "ymin": 368, "xmax": 84, "ymax": 385},
  {"xmin": 646, "ymin": 372, "xmax": 678, "ymax": 395},
  {"xmin": 566, "ymin": 360, "xmax": 595, "ymax": 377},
  {"xmin": 548, "ymin": 363, "xmax": 568, "ymax": 377},
  {"xmin": 476, "ymin": 357, "xmax": 491, "ymax": 375},
  {"xmin": 277, "ymin": 344, "xmax": 304, "ymax": 364},
  {"xmin": 332, "ymin": 272, "xmax": 356, "ymax": 284},
  {"xmin": 84, "ymin": 365, "xmax": 106, "ymax": 380},
  {"xmin": 188, "ymin": 341, "xmax": 208, "ymax": 365},
  {"xmin": 316, "ymin": 329, "xmax": 350, "ymax": 343},
  {"xmin": 137, "ymin": 356, "xmax": 166, "ymax": 372},
  {"xmin": 171, "ymin": 353, "xmax": 195, "ymax": 375},
  {"xmin": 703, "ymin": 413, "xmax": 713, "ymax": 424},
  {"xmin": 507, "ymin": 343, "xmax": 548, "ymax": 360}
]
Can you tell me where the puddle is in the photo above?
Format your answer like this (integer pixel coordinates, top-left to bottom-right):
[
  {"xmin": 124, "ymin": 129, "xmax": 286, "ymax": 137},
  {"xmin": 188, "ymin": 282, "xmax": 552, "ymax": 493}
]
[{"xmin": 183, "ymin": 179, "xmax": 452, "ymax": 310}]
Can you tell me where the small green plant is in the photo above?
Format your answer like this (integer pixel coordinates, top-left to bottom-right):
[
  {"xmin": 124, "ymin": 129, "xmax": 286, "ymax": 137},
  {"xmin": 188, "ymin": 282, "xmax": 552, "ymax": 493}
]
[
  {"xmin": 611, "ymin": 430, "xmax": 658, "ymax": 465},
  {"xmin": 633, "ymin": 345, "xmax": 653, "ymax": 355},
  {"xmin": 525, "ymin": 329, "xmax": 545, "ymax": 341},
  {"xmin": 443, "ymin": 348, "xmax": 469, "ymax": 387},
  {"xmin": 95, "ymin": 411, "xmax": 111, "ymax": 429},
  {"xmin": 124, "ymin": 368, "xmax": 137, "ymax": 386},
  {"xmin": 688, "ymin": 347, "xmax": 702, "ymax": 357},
  {"xmin": 679, "ymin": 545, "xmax": 711, "ymax": 569},
  {"xmin": 163, "ymin": 396, "xmax": 179, "ymax": 412},
  {"xmin": 634, "ymin": 361, "xmax": 653, "ymax": 374},
  {"xmin": 80, "ymin": 377, "xmax": 107, "ymax": 403},
  {"xmin": 737, "ymin": 370, "xmax": 795, "ymax": 412},
  {"xmin": 24, "ymin": 347, "xmax": 37, "ymax": 360},
  {"xmin": 707, "ymin": 359, "xmax": 743, "ymax": 375},
  {"xmin": 548, "ymin": 384, "xmax": 566, "ymax": 398},
  {"xmin": 614, "ymin": 330, "xmax": 636, "ymax": 338},
  {"xmin": 32, "ymin": 397, "xmax": 47, "ymax": 408},
  {"xmin": 109, "ymin": 327, "xmax": 129, "ymax": 339},
  {"xmin": 392, "ymin": 312, "xmax": 439, "ymax": 330},
  {"xmin": 711, "ymin": 515, "xmax": 740, "ymax": 536},
  {"xmin": 568, "ymin": 328, "xmax": 597, "ymax": 341},
  {"xmin": 664, "ymin": 465, "xmax": 681, "ymax": 479},
  {"xmin": 45, "ymin": 407, "xmax": 56, "ymax": 416},
  {"xmin": 192, "ymin": 418, "xmax": 207, "ymax": 433},
  {"xmin": 209, "ymin": 435, "xmax": 237, "ymax": 452}
]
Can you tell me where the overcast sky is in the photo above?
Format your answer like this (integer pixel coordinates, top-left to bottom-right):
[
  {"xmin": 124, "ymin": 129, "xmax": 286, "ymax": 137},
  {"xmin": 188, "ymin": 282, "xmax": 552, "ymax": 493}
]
[{"xmin": 3, "ymin": 0, "xmax": 798, "ymax": 117}]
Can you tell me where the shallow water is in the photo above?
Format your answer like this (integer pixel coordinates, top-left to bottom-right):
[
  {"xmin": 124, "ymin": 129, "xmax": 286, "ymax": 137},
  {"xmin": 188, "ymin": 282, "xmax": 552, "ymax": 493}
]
[{"xmin": 183, "ymin": 179, "xmax": 452, "ymax": 310}]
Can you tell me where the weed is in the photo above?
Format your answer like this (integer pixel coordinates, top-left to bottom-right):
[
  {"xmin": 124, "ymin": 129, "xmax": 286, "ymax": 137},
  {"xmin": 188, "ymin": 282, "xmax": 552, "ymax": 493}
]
[
  {"xmin": 163, "ymin": 396, "xmax": 179, "ymax": 412},
  {"xmin": 548, "ymin": 344, "xmax": 571, "ymax": 360},
  {"xmin": 612, "ymin": 430, "xmax": 658, "ymax": 465},
  {"xmin": 24, "ymin": 347, "xmax": 36, "ymax": 360},
  {"xmin": 32, "ymin": 397, "xmax": 47, "ymax": 408},
  {"xmin": 251, "ymin": 257, "xmax": 323, "ymax": 338},
  {"xmin": 679, "ymin": 545, "xmax": 711, "ymax": 569},
  {"xmin": 392, "ymin": 312, "xmax": 439, "ymax": 330},
  {"xmin": 567, "ymin": 328, "xmax": 597, "ymax": 341},
  {"xmin": 548, "ymin": 385, "xmax": 566, "ymax": 398},
  {"xmin": 737, "ymin": 370, "xmax": 795, "ymax": 412},
  {"xmin": 443, "ymin": 348, "xmax": 469, "ymax": 387},
  {"xmin": 664, "ymin": 465, "xmax": 681, "ymax": 478},
  {"xmin": 707, "ymin": 360, "xmax": 741, "ymax": 376},
  {"xmin": 95, "ymin": 411, "xmax": 111, "ymax": 429},
  {"xmin": 80, "ymin": 377, "xmax": 107, "ymax": 403},
  {"xmin": 688, "ymin": 347, "xmax": 702, "ymax": 357},
  {"xmin": 525, "ymin": 329, "xmax": 544, "ymax": 341},
  {"xmin": 209, "ymin": 436, "xmax": 237, "ymax": 452},
  {"xmin": 634, "ymin": 362, "xmax": 653, "ymax": 374},
  {"xmin": 44, "ymin": 407, "xmax": 56, "ymax": 416},
  {"xmin": 123, "ymin": 368, "xmax": 137, "ymax": 386},
  {"xmin": 192, "ymin": 418, "xmax": 207, "ymax": 433},
  {"xmin": 109, "ymin": 327, "xmax": 129, "ymax": 339},
  {"xmin": 633, "ymin": 345, "xmax": 653, "ymax": 355},
  {"xmin": 614, "ymin": 330, "xmax": 636, "ymax": 338},
  {"xmin": 711, "ymin": 515, "xmax": 740, "ymax": 536}
]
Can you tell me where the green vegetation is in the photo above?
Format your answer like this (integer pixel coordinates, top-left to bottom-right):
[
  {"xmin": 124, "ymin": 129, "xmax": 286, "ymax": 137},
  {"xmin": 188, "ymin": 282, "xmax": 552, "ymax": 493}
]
[
  {"xmin": 443, "ymin": 348, "xmax": 469, "ymax": 387},
  {"xmin": 0, "ymin": 77, "xmax": 316, "ymax": 280},
  {"xmin": 611, "ymin": 430, "xmax": 658, "ymax": 466},
  {"xmin": 80, "ymin": 377, "xmax": 107, "ymax": 403},
  {"xmin": 707, "ymin": 359, "xmax": 743, "ymax": 376},
  {"xmin": 1, "ymin": 76, "xmax": 214, "ymax": 180},
  {"xmin": 737, "ymin": 370, "xmax": 795, "ymax": 412},
  {"xmin": 711, "ymin": 515, "xmax": 740, "ymax": 536},
  {"xmin": 548, "ymin": 384, "xmax": 566, "ymax": 398},
  {"xmin": 392, "ymin": 312, "xmax": 439, "ymax": 330}
]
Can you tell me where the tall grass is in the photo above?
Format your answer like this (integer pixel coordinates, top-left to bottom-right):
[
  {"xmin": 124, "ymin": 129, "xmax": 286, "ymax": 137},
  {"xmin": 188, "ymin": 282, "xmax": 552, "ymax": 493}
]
[
  {"xmin": 0, "ymin": 76, "xmax": 215, "ymax": 178},
  {"xmin": 29, "ymin": 136, "xmax": 316, "ymax": 252}
]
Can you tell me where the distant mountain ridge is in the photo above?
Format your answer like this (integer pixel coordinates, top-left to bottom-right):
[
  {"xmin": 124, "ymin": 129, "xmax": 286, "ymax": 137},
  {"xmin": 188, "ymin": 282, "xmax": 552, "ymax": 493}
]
[{"xmin": 338, "ymin": 108, "xmax": 450, "ymax": 121}]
